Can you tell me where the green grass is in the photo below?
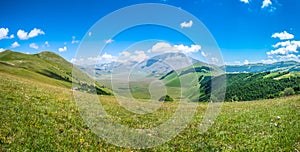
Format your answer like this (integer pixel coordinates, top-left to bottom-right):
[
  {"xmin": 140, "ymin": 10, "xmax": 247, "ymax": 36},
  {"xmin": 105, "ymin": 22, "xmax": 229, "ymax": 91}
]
[
  {"xmin": 1, "ymin": 72, "xmax": 299, "ymax": 151},
  {"xmin": 0, "ymin": 50, "xmax": 111, "ymax": 95}
]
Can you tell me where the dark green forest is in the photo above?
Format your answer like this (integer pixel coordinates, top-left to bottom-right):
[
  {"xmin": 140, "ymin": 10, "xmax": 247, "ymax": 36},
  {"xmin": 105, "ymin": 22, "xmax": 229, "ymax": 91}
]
[{"xmin": 199, "ymin": 72, "xmax": 300, "ymax": 102}]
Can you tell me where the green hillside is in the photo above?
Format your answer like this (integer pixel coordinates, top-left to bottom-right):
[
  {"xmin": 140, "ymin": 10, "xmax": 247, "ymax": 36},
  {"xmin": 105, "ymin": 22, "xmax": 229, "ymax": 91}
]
[
  {"xmin": 199, "ymin": 71, "xmax": 300, "ymax": 101},
  {"xmin": 160, "ymin": 63, "xmax": 300, "ymax": 102},
  {"xmin": 0, "ymin": 50, "xmax": 111, "ymax": 95},
  {"xmin": 0, "ymin": 72, "xmax": 299, "ymax": 151}
]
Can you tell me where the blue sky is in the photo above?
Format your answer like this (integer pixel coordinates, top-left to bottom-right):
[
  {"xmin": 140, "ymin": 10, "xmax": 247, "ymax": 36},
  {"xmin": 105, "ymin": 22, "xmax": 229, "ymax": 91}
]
[{"xmin": 0, "ymin": 0, "xmax": 300, "ymax": 65}]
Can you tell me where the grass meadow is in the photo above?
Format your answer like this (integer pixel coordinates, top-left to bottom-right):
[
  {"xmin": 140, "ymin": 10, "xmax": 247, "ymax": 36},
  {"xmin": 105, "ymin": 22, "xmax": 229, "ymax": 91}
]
[{"xmin": 0, "ymin": 72, "xmax": 299, "ymax": 151}]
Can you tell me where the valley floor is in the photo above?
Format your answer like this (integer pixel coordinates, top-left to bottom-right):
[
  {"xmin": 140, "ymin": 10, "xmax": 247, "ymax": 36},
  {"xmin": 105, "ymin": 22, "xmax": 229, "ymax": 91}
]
[{"xmin": 0, "ymin": 72, "xmax": 299, "ymax": 151}]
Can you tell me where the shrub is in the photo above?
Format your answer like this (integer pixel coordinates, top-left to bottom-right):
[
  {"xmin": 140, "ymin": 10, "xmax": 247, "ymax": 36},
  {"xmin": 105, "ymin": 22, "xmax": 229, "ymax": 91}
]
[
  {"xmin": 283, "ymin": 88, "xmax": 295, "ymax": 96},
  {"xmin": 159, "ymin": 95, "xmax": 174, "ymax": 102}
]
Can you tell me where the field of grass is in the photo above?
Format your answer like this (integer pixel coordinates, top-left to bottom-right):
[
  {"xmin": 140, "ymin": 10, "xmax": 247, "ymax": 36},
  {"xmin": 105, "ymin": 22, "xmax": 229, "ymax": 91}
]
[{"xmin": 1, "ymin": 72, "xmax": 300, "ymax": 151}]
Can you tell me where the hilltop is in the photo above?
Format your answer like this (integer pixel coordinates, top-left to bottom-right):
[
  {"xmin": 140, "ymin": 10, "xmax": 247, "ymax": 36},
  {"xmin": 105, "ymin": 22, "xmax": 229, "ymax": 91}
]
[{"xmin": 0, "ymin": 50, "xmax": 111, "ymax": 95}]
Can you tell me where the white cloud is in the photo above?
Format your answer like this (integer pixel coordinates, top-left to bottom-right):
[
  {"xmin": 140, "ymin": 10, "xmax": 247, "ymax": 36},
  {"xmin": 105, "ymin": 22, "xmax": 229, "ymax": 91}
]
[
  {"xmin": 29, "ymin": 43, "xmax": 39, "ymax": 50},
  {"xmin": 88, "ymin": 32, "xmax": 92, "ymax": 37},
  {"xmin": 272, "ymin": 41, "xmax": 291, "ymax": 48},
  {"xmin": 102, "ymin": 52, "xmax": 116, "ymax": 60},
  {"xmin": 267, "ymin": 40, "xmax": 299, "ymax": 56},
  {"xmin": 28, "ymin": 28, "xmax": 45, "ymax": 38},
  {"xmin": 41, "ymin": 41, "xmax": 50, "ymax": 49},
  {"xmin": 71, "ymin": 58, "xmax": 85, "ymax": 64},
  {"xmin": 262, "ymin": 0, "xmax": 272, "ymax": 8},
  {"xmin": 45, "ymin": 41, "xmax": 50, "ymax": 47},
  {"xmin": 72, "ymin": 36, "xmax": 79, "ymax": 44},
  {"xmin": 149, "ymin": 42, "xmax": 201, "ymax": 54},
  {"xmin": 180, "ymin": 20, "xmax": 193, "ymax": 28},
  {"xmin": 174, "ymin": 44, "xmax": 201, "ymax": 53},
  {"xmin": 17, "ymin": 28, "xmax": 45, "ymax": 40},
  {"xmin": 0, "ymin": 28, "xmax": 9, "ymax": 40},
  {"xmin": 58, "ymin": 46, "xmax": 67, "ymax": 52},
  {"xmin": 267, "ymin": 31, "xmax": 300, "ymax": 62},
  {"xmin": 211, "ymin": 57, "xmax": 219, "ymax": 64},
  {"xmin": 201, "ymin": 51, "xmax": 207, "ymax": 57},
  {"xmin": 150, "ymin": 42, "xmax": 173, "ymax": 53},
  {"xmin": 72, "ymin": 53, "xmax": 118, "ymax": 65},
  {"xmin": 0, "ymin": 48, "xmax": 5, "ymax": 52},
  {"xmin": 120, "ymin": 51, "xmax": 131, "ymax": 57},
  {"xmin": 0, "ymin": 28, "xmax": 14, "ymax": 40},
  {"xmin": 291, "ymin": 40, "xmax": 300, "ymax": 46},
  {"xmin": 267, "ymin": 46, "xmax": 298, "ymax": 56},
  {"xmin": 17, "ymin": 30, "xmax": 27, "ymax": 40},
  {"xmin": 240, "ymin": 0, "xmax": 249, "ymax": 4},
  {"xmin": 130, "ymin": 50, "xmax": 149, "ymax": 62},
  {"xmin": 11, "ymin": 41, "xmax": 20, "ymax": 48},
  {"xmin": 105, "ymin": 39, "xmax": 114, "ymax": 44},
  {"xmin": 243, "ymin": 60, "xmax": 249, "ymax": 64},
  {"xmin": 272, "ymin": 31, "xmax": 294, "ymax": 40},
  {"xmin": 261, "ymin": 59, "xmax": 277, "ymax": 64},
  {"xmin": 278, "ymin": 54, "xmax": 299, "ymax": 61},
  {"xmin": 120, "ymin": 50, "xmax": 149, "ymax": 63}
]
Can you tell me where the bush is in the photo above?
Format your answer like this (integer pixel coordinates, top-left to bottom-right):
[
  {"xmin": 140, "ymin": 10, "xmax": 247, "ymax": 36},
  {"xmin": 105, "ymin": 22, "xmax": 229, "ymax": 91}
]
[
  {"xmin": 283, "ymin": 88, "xmax": 295, "ymax": 96},
  {"xmin": 159, "ymin": 95, "xmax": 174, "ymax": 102}
]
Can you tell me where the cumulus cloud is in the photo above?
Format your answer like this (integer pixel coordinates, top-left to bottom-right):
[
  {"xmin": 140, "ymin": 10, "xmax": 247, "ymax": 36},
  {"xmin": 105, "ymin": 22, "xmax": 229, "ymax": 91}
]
[
  {"xmin": 267, "ymin": 40, "xmax": 300, "ymax": 56},
  {"xmin": 130, "ymin": 51, "xmax": 149, "ymax": 62},
  {"xmin": 87, "ymin": 53, "xmax": 117, "ymax": 63},
  {"xmin": 272, "ymin": 31, "xmax": 294, "ymax": 40},
  {"xmin": 261, "ymin": 59, "xmax": 277, "ymax": 64},
  {"xmin": 105, "ymin": 39, "xmax": 114, "ymax": 44},
  {"xmin": 261, "ymin": 0, "xmax": 272, "ymax": 8},
  {"xmin": 278, "ymin": 54, "xmax": 299, "ymax": 61},
  {"xmin": 58, "ymin": 46, "xmax": 67, "ymax": 52},
  {"xmin": 120, "ymin": 50, "xmax": 149, "ymax": 63},
  {"xmin": 29, "ymin": 43, "xmax": 39, "ymax": 49},
  {"xmin": 180, "ymin": 20, "xmax": 193, "ymax": 28},
  {"xmin": 0, "ymin": 28, "xmax": 14, "ymax": 40},
  {"xmin": 272, "ymin": 40, "xmax": 300, "ymax": 48},
  {"xmin": 71, "ymin": 58, "xmax": 84, "ymax": 64},
  {"xmin": 240, "ymin": 0, "xmax": 249, "ymax": 4},
  {"xmin": 120, "ymin": 51, "xmax": 131, "ymax": 57},
  {"xmin": 72, "ymin": 36, "xmax": 79, "ymax": 44},
  {"xmin": 0, "ymin": 48, "xmax": 5, "ymax": 52},
  {"xmin": 72, "ymin": 53, "xmax": 117, "ymax": 65},
  {"xmin": 11, "ymin": 41, "xmax": 20, "ymax": 48},
  {"xmin": 0, "ymin": 28, "xmax": 9, "ymax": 40},
  {"xmin": 150, "ymin": 42, "xmax": 173, "ymax": 53},
  {"xmin": 266, "ymin": 31, "xmax": 300, "ymax": 62},
  {"xmin": 267, "ymin": 46, "xmax": 298, "ymax": 56},
  {"xmin": 17, "ymin": 28, "xmax": 45, "ymax": 40},
  {"xmin": 174, "ymin": 44, "xmax": 201, "ymax": 53},
  {"xmin": 201, "ymin": 51, "xmax": 207, "ymax": 57},
  {"xmin": 149, "ymin": 42, "xmax": 201, "ymax": 54}
]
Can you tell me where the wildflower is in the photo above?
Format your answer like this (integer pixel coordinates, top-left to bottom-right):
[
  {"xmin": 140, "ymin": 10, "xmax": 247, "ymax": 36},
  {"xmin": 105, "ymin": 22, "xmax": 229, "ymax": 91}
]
[{"xmin": 80, "ymin": 138, "xmax": 84, "ymax": 144}]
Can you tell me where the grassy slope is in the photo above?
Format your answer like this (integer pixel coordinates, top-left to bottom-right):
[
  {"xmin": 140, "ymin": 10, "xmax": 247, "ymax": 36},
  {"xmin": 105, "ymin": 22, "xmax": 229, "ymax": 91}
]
[
  {"xmin": 0, "ymin": 72, "xmax": 299, "ymax": 151},
  {"xmin": 0, "ymin": 50, "xmax": 111, "ymax": 94}
]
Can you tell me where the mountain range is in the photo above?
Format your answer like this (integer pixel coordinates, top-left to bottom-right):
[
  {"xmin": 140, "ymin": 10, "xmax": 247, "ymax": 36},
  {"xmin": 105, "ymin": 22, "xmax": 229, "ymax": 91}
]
[
  {"xmin": 80, "ymin": 53, "xmax": 300, "ymax": 79},
  {"xmin": 1, "ymin": 50, "xmax": 300, "ymax": 102}
]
